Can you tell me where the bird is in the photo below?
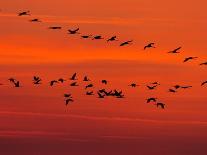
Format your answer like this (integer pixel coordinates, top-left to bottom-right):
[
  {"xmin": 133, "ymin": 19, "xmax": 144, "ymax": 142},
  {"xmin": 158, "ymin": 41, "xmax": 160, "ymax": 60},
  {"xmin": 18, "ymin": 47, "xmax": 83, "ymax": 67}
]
[
  {"xmin": 147, "ymin": 85, "xmax": 158, "ymax": 90},
  {"xmin": 65, "ymin": 98, "xmax": 74, "ymax": 106},
  {"xmin": 83, "ymin": 76, "xmax": 90, "ymax": 81},
  {"xmin": 173, "ymin": 85, "xmax": 181, "ymax": 89},
  {"xmin": 18, "ymin": 11, "xmax": 30, "ymax": 16},
  {"xmin": 201, "ymin": 81, "xmax": 207, "ymax": 86},
  {"xmin": 101, "ymin": 80, "xmax": 108, "ymax": 85},
  {"xmin": 92, "ymin": 35, "xmax": 104, "ymax": 40},
  {"xmin": 168, "ymin": 47, "xmax": 182, "ymax": 54},
  {"xmin": 107, "ymin": 36, "xmax": 117, "ymax": 42},
  {"xmin": 85, "ymin": 84, "xmax": 93, "ymax": 89},
  {"xmin": 86, "ymin": 91, "xmax": 94, "ymax": 95},
  {"xmin": 70, "ymin": 73, "xmax": 77, "ymax": 80},
  {"xmin": 181, "ymin": 86, "xmax": 192, "ymax": 89},
  {"xmin": 81, "ymin": 35, "xmax": 92, "ymax": 39},
  {"xmin": 58, "ymin": 78, "xmax": 66, "ymax": 83},
  {"xmin": 151, "ymin": 82, "xmax": 160, "ymax": 85},
  {"xmin": 183, "ymin": 57, "xmax": 198, "ymax": 62},
  {"xmin": 13, "ymin": 81, "xmax": 20, "ymax": 87},
  {"xmin": 68, "ymin": 28, "xmax": 80, "ymax": 34},
  {"xmin": 29, "ymin": 18, "xmax": 41, "ymax": 22},
  {"xmin": 120, "ymin": 40, "xmax": 133, "ymax": 46},
  {"xmin": 147, "ymin": 97, "xmax": 157, "ymax": 103},
  {"xmin": 8, "ymin": 78, "xmax": 16, "ymax": 83},
  {"xmin": 33, "ymin": 76, "xmax": 42, "ymax": 85},
  {"xmin": 50, "ymin": 80, "xmax": 58, "ymax": 86},
  {"xmin": 97, "ymin": 92, "xmax": 105, "ymax": 98},
  {"xmin": 156, "ymin": 102, "xmax": 165, "ymax": 109},
  {"xmin": 144, "ymin": 43, "xmax": 155, "ymax": 50},
  {"xmin": 70, "ymin": 82, "xmax": 78, "ymax": 86},
  {"xmin": 199, "ymin": 62, "xmax": 207, "ymax": 66},
  {"xmin": 48, "ymin": 26, "xmax": 62, "ymax": 29},
  {"xmin": 113, "ymin": 90, "xmax": 124, "ymax": 98},
  {"xmin": 128, "ymin": 83, "xmax": 139, "ymax": 87},
  {"xmin": 169, "ymin": 89, "xmax": 177, "ymax": 93},
  {"xmin": 64, "ymin": 94, "xmax": 72, "ymax": 98}
]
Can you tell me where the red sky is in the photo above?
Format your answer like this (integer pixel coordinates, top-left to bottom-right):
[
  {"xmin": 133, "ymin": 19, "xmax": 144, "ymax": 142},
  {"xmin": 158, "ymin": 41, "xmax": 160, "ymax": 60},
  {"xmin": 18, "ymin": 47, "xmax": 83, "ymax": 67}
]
[{"xmin": 0, "ymin": 1, "xmax": 207, "ymax": 155}]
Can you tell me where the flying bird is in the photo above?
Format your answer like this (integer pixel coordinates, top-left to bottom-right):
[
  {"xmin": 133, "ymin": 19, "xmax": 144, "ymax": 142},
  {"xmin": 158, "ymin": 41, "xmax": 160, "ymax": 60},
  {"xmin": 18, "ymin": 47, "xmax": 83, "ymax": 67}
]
[
  {"xmin": 50, "ymin": 80, "xmax": 58, "ymax": 86},
  {"xmin": 168, "ymin": 47, "xmax": 182, "ymax": 54},
  {"xmin": 120, "ymin": 40, "xmax": 133, "ymax": 46},
  {"xmin": 65, "ymin": 98, "xmax": 74, "ymax": 106},
  {"xmin": 169, "ymin": 89, "xmax": 177, "ymax": 93},
  {"xmin": 58, "ymin": 78, "xmax": 66, "ymax": 83},
  {"xmin": 85, "ymin": 84, "xmax": 93, "ymax": 89},
  {"xmin": 199, "ymin": 62, "xmax": 207, "ymax": 66},
  {"xmin": 201, "ymin": 81, "xmax": 207, "ymax": 86},
  {"xmin": 81, "ymin": 35, "xmax": 92, "ymax": 39},
  {"xmin": 144, "ymin": 43, "xmax": 155, "ymax": 50},
  {"xmin": 183, "ymin": 57, "xmax": 198, "ymax": 63},
  {"xmin": 83, "ymin": 76, "xmax": 90, "ymax": 81},
  {"xmin": 92, "ymin": 35, "xmax": 104, "ymax": 40},
  {"xmin": 33, "ymin": 76, "xmax": 42, "ymax": 84},
  {"xmin": 18, "ymin": 11, "xmax": 30, "ymax": 16},
  {"xmin": 156, "ymin": 103, "xmax": 165, "ymax": 109},
  {"xmin": 48, "ymin": 26, "xmax": 62, "ymax": 30},
  {"xmin": 128, "ymin": 83, "xmax": 139, "ymax": 87},
  {"xmin": 147, "ymin": 85, "xmax": 158, "ymax": 90},
  {"xmin": 70, "ymin": 73, "xmax": 77, "ymax": 80},
  {"xmin": 101, "ymin": 80, "xmax": 108, "ymax": 85},
  {"xmin": 29, "ymin": 18, "xmax": 41, "ymax": 22},
  {"xmin": 147, "ymin": 97, "xmax": 157, "ymax": 103},
  {"xmin": 68, "ymin": 28, "xmax": 80, "ymax": 34},
  {"xmin": 86, "ymin": 91, "xmax": 94, "ymax": 95},
  {"xmin": 70, "ymin": 82, "xmax": 78, "ymax": 86},
  {"xmin": 107, "ymin": 36, "xmax": 117, "ymax": 42}
]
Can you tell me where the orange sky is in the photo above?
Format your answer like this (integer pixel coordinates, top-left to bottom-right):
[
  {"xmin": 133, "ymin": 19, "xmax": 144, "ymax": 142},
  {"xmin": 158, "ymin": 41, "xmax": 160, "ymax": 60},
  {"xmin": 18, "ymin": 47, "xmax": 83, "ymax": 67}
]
[{"xmin": 0, "ymin": 1, "xmax": 207, "ymax": 155}]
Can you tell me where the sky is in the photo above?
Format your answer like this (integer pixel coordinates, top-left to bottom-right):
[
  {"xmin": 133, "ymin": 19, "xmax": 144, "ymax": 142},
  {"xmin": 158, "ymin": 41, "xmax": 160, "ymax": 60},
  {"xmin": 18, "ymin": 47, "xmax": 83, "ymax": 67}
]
[{"xmin": 0, "ymin": 0, "xmax": 207, "ymax": 155}]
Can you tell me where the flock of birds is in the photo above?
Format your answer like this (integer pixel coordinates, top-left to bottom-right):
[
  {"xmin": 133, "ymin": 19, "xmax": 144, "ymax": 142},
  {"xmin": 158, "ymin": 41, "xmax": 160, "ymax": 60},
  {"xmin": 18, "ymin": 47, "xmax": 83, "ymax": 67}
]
[{"xmin": 0, "ymin": 10, "xmax": 207, "ymax": 109}]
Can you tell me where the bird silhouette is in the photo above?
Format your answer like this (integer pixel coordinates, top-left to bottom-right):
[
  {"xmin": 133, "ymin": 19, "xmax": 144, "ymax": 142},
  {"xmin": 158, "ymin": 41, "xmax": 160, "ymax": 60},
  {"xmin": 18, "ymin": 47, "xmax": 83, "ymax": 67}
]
[
  {"xmin": 147, "ymin": 85, "xmax": 158, "ymax": 90},
  {"xmin": 58, "ymin": 78, "xmax": 66, "ymax": 83},
  {"xmin": 156, "ymin": 102, "xmax": 165, "ymax": 109},
  {"xmin": 83, "ymin": 76, "xmax": 90, "ymax": 81},
  {"xmin": 8, "ymin": 78, "xmax": 16, "ymax": 83},
  {"xmin": 70, "ymin": 73, "xmax": 77, "ymax": 80},
  {"xmin": 147, "ymin": 97, "xmax": 157, "ymax": 103},
  {"xmin": 101, "ymin": 80, "xmax": 108, "ymax": 85},
  {"xmin": 81, "ymin": 35, "xmax": 92, "ymax": 39},
  {"xmin": 183, "ymin": 57, "xmax": 198, "ymax": 62},
  {"xmin": 65, "ymin": 98, "xmax": 74, "ymax": 106},
  {"xmin": 50, "ymin": 80, "xmax": 58, "ymax": 86},
  {"xmin": 120, "ymin": 40, "xmax": 133, "ymax": 46},
  {"xmin": 85, "ymin": 84, "xmax": 93, "ymax": 89},
  {"xmin": 168, "ymin": 47, "xmax": 182, "ymax": 54},
  {"xmin": 86, "ymin": 91, "xmax": 94, "ymax": 95},
  {"xmin": 18, "ymin": 11, "xmax": 30, "ymax": 16},
  {"xmin": 97, "ymin": 92, "xmax": 105, "ymax": 98},
  {"xmin": 29, "ymin": 18, "xmax": 41, "ymax": 22},
  {"xmin": 199, "ymin": 62, "xmax": 207, "ymax": 66},
  {"xmin": 169, "ymin": 89, "xmax": 177, "ymax": 93},
  {"xmin": 107, "ymin": 36, "xmax": 117, "ymax": 42},
  {"xmin": 92, "ymin": 35, "xmax": 104, "ymax": 40},
  {"xmin": 68, "ymin": 28, "xmax": 80, "ymax": 34},
  {"xmin": 201, "ymin": 81, "xmax": 207, "ymax": 86},
  {"xmin": 128, "ymin": 83, "xmax": 138, "ymax": 87},
  {"xmin": 181, "ymin": 86, "xmax": 192, "ymax": 89},
  {"xmin": 144, "ymin": 43, "xmax": 155, "ymax": 50},
  {"xmin": 70, "ymin": 82, "xmax": 78, "ymax": 86},
  {"xmin": 48, "ymin": 26, "xmax": 62, "ymax": 30},
  {"xmin": 173, "ymin": 85, "xmax": 181, "ymax": 89},
  {"xmin": 64, "ymin": 94, "xmax": 72, "ymax": 98},
  {"xmin": 33, "ymin": 76, "xmax": 42, "ymax": 84}
]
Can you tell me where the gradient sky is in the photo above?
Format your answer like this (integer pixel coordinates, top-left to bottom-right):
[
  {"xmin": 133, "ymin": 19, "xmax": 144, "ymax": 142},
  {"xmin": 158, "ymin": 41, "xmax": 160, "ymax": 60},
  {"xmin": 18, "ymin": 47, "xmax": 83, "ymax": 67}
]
[{"xmin": 0, "ymin": 1, "xmax": 207, "ymax": 155}]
